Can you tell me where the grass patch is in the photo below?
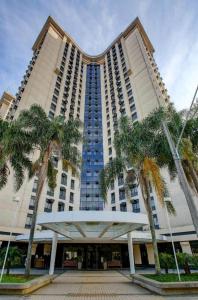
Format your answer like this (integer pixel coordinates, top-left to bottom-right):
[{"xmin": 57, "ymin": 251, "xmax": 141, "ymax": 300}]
[
  {"xmin": 0, "ymin": 275, "xmax": 39, "ymax": 283},
  {"xmin": 143, "ymin": 273, "xmax": 198, "ymax": 282}
]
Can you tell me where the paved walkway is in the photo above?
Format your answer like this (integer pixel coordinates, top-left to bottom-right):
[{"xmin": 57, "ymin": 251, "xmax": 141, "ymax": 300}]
[{"xmin": 0, "ymin": 271, "xmax": 198, "ymax": 300}]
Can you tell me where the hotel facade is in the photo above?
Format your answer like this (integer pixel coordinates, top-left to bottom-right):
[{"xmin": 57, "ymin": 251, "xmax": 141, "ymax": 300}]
[{"xmin": 0, "ymin": 16, "xmax": 197, "ymax": 270}]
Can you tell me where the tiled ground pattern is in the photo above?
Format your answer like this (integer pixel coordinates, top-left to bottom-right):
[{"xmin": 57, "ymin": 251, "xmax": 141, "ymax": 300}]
[{"xmin": 0, "ymin": 271, "xmax": 198, "ymax": 300}]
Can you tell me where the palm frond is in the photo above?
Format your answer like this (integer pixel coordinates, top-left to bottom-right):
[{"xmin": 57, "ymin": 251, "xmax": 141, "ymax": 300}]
[
  {"xmin": 166, "ymin": 200, "xmax": 176, "ymax": 216},
  {"xmin": 0, "ymin": 163, "xmax": 10, "ymax": 189},
  {"xmin": 62, "ymin": 159, "xmax": 79, "ymax": 177},
  {"xmin": 99, "ymin": 157, "xmax": 126, "ymax": 201},
  {"xmin": 47, "ymin": 160, "xmax": 58, "ymax": 190},
  {"xmin": 143, "ymin": 157, "xmax": 165, "ymax": 205}
]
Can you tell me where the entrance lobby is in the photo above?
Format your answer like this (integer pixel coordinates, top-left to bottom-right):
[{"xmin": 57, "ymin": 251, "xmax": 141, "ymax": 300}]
[
  {"xmin": 60, "ymin": 243, "xmax": 129, "ymax": 270},
  {"xmin": 35, "ymin": 210, "xmax": 148, "ymax": 275}
]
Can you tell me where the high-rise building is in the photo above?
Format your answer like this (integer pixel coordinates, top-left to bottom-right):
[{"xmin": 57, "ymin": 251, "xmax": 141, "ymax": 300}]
[{"xmin": 0, "ymin": 16, "xmax": 197, "ymax": 269}]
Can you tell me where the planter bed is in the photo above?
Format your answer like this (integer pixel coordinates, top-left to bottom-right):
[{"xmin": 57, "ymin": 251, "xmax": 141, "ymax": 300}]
[
  {"xmin": 133, "ymin": 273, "xmax": 198, "ymax": 295},
  {"xmin": 0, "ymin": 274, "xmax": 56, "ymax": 295}
]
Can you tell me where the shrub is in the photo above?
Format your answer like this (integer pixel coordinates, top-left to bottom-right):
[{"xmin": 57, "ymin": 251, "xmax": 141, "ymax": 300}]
[
  {"xmin": 0, "ymin": 246, "xmax": 23, "ymax": 275},
  {"xmin": 159, "ymin": 253, "xmax": 175, "ymax": 274},
  {"xmin": 176, "ymin": 253, "xmax": 192, "ymax": 274}
]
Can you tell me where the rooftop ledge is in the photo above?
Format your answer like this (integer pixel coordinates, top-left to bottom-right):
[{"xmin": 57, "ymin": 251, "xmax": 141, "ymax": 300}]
[{"xmin": 32, "ymin": 16, "xmax": 154, "ymax": 63}]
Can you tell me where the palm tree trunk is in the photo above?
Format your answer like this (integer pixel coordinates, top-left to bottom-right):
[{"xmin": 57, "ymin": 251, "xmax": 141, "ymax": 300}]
[
  {"xmin": 140, "ymin": 172, "xmax": 161, "ymax": 275},
  {"xmin": 25, "ymin": 152, "xmax": 49, "ymax": 277},
  {"xmin": 186, "ymin": 160, "xmax": 198, "ymax": 194}
]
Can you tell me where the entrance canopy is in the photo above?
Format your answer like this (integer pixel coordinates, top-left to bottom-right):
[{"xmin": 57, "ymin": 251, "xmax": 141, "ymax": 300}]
[{"xmin": 36, "ymin": 211, "xmax": 148, "ymax": 242}]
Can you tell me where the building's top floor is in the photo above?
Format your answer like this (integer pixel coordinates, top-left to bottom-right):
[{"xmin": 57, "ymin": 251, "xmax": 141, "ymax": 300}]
[
  {"xmin": 0, "ymin": 91, "xmax": 15, "ymax": 118},
  {"xmin": 32, "ymin": 16, "xmax": 154, "ymax": 64}
]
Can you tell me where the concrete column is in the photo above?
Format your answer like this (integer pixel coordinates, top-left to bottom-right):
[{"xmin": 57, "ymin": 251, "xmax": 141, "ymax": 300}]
[
  {"xmin": 128, "ymin": 232, "xmax": 135, "ymax": 274},
  {"xmin": 49, "ymin": 232, "xmax": 58, "ymax": 275},
  {"xmin": 180, "ymin": 241, "xmax": 192, "ymax": 254},
  {"xmin": 146, "ymin": 243, "xmax": 155, "ymax": 265}
]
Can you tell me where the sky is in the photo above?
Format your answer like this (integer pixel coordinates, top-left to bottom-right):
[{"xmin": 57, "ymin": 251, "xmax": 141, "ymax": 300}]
[{"xmin": 0, "ymin": 0, "xmax": 197, "ymax": 111}]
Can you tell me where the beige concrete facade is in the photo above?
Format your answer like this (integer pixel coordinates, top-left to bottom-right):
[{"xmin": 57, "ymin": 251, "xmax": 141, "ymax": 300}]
[{"xmin": 0, "ymin": 16, "xmax": 197, "ymax": 260}]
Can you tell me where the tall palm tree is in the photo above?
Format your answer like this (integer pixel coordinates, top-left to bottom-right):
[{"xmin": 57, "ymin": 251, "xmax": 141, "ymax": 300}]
[
  {"xmin": 0, "ymin": 118, "xmax": 32, "ymax": 190},
  {"xmin": 100, "ymin": 116, "xmax": 175, "ymax": 275},
  {"xmin": 149, "ymin": 106, "xmax": 198, "ymax": 195},
  {"xmin": 17, "ymin": 105, "xmax": 82, "ymax": 276}
]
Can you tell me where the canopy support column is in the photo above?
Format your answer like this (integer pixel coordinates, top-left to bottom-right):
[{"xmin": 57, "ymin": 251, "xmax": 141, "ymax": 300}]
[
  {"xmin": 128, "ymin": 232, "xmax": 135, "ymax": 275},
  {"xmin": 49, "ymin": 232, "xmax": 58, "ymax": 275}
]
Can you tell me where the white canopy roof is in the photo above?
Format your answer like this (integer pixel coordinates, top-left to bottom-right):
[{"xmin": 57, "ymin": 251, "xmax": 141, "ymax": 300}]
[{"xmin": 34, "ymin": 211, "xmax": 148, "ymax": 242}]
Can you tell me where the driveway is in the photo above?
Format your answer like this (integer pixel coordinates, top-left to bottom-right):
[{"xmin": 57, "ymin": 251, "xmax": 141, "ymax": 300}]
[{"xmin": 0, "ymin": 270, "xmax": 197, "ymax": 300}]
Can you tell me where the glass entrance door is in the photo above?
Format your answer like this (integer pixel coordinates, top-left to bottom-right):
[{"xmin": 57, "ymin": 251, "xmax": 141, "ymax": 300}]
[{"xmin": 85, "ymin": 245, "xmax": 100, "ymax": 269}]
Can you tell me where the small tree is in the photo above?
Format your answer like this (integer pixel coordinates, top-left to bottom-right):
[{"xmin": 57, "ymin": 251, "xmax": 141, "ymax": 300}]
[
  {"xmin": 176, "ymin": 253, "xmax": 192, "ymax": 275},
  {"xmin": 0, "ymin": 246, "xmax": 22, "ymax": 275},
  {"xmin": 159, "ymin": 253, "xmax": 175, "ymax": 274}
]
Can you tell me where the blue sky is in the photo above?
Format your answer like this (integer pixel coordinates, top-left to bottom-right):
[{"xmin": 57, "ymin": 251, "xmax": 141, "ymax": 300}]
[{"xmin": 0, "ymin": 0, "xmax": 197, "ymax": 110}]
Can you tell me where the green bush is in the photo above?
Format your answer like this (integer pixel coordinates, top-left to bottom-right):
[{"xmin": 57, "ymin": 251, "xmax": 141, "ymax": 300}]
[
  {"xmin": 159, "ymin": 253, "xmax": 175, "ymax": 274},
  {"xmin": 176, "ymin": 253, "xmax": 192, "ymax": 274},
  {"xmin": 0, "ymin": 246, "xmax": 23, "ymax": 275}
]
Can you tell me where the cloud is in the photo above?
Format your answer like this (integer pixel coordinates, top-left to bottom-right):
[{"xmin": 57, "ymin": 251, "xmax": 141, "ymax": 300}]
[{"xmin": 0, "ymin": 0, "xmax": 197, "ymax": 111}]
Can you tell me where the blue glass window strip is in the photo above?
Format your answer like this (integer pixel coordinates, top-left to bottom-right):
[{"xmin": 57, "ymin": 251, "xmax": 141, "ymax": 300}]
[{"xmin": 80, "ymin": 64, "xmax": 104, "ymax": 210}]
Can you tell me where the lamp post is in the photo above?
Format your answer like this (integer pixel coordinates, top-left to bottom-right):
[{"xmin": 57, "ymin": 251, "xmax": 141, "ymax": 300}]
[
  {"xmin": 0, "ymin": 196, "xmax": 20, "ymax": 282},
  {"xmin": 164, "ymin": 197, "xmax": 181, "ymax": 281}
]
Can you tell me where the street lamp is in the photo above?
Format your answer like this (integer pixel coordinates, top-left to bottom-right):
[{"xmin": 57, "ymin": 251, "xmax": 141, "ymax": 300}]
[
  {"xmin": 164, "ymin": 197, "xmax": 181, "ymax": 281},
  {"xmin": 0, "ymin": 196, "xmax": 20, "ymax": 282}
]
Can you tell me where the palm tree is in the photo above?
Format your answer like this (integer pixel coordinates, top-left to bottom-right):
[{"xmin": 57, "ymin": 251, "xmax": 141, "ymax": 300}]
[
  {"xmin": 148, "ymin": 106, "xmax": 198, "ymax": 195},
  {"xmin": 0, "ymin": 119, "xmax": 32, "ymax": 190},
  {"xmin": 100, "ymin": 116, "xmax": 175, "ymax": 275},
  {"xmin": 17, "ymin": 105, "xmax": 82, "ymax": 276}
]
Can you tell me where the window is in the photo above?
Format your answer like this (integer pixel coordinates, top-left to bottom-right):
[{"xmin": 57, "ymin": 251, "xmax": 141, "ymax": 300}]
[
  {"xmin": 127, "ymin": 89, "xmax": 132, "ymax": 97},
  {"xmin": 32, "ymin": 179, "xmax": 38, "ymax": 193},
  {"xmin": 29, "ymin": 196, "xmax": 35, "ymax": 209},
  {"xmin": 128, "ymin": 96, "xmax": 134, "ymax": 104},
  {"xmin": 71, "ymin": 179, "xmax": 75, "ymax": 189},
  {"xmin": 132, "ymin": 199, "xmax": 140, "ymax": 213},
  {"xmin": 109, "ymin": 147, "xmax": 112, "ymax": 156},
  {"xmin": 130, "ymin": 104, "xmax": 136, "ymax": 112},
  {"xmin": 119, "ymin": 189, "xmax": 125, "ymax": 200},
  {"xmin": 112, "ymin": 206, "xmax": 116, "ymax": 211},
  {"xmin": 120, "ymin": 202, "xmax": 127, "ymax": 212},
  {"xmin": 111, "ymin": 192, "xmax": 115, "ymax": 203},
  {"xmin": 70, "ymin": 192, "xmax": 74, "ymax": 203},
  {"xmin": 132, "ymin": 112, "xmax": 138, "ymax": 121},
  {"xmin": 25, "ymin": 214, "xmax": 32, "ymax": 228},
  {"xmin": 48, "ymin": 111, "xmax": 54, "ymax": 120},
  {"xmin": 61, "ymin": 173, "xmax": 67, "ymax": 185},
  {"xmin": 131, "ymin": 184, "xmax": 138, "ymax": 197},
  {"xmin": 150, "ymin": 196, "xmax": 156, "ymax": 210},
  {"xmin": 59, "ymin": 187, "xmax": 66, "ymax": 200},
  {"xmin": 47, "ymin": 187, "xmax": 54, "ymax": 197},
  {"xmin": 44, "ymin": 198, "xmax": 53, "ymax": 213},
  {"xmin": 110, "ymin": 181, "xmax": 114, "ymax": 190},
  {"xmin": 50, "ymin": 102, "xmax": 56, "ymax": 111},
  {"xmin": 54, "ymin": 88, "xmax": 59, "ymax": 96},
  {"xmin": 108, "ymin": 138, "xmax": 111, "ymax": 145},
  {"xmin": 69, "ymin": 206, "xmax": 73, "ymax": 211},
  {"xmin": 51, "ymin": 156, "xmax": 58, "ymax": 168},
  {"xmin": 58, "ymin": 202, "xmax": 65, "ymax": 212},
  {"xmin": 52, "ymin": 95, "xmax": 58, "ymax": 104},
  {"xmin": 153, "ymin": 214, "xmax": 159, "ymax": 229},
  {"xmin": 118, "ymin": 174, "xmax": 124, "ymax": 186}
]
